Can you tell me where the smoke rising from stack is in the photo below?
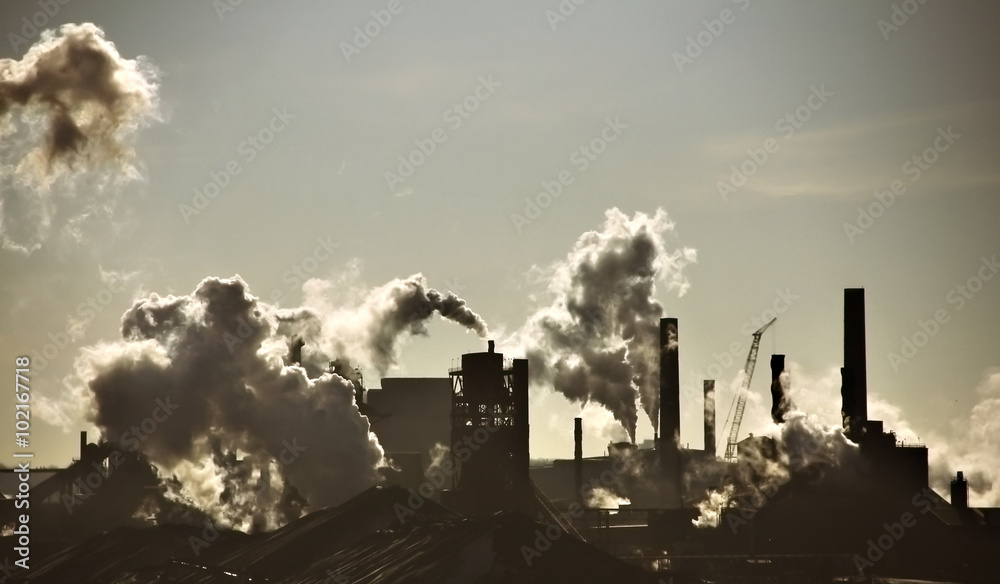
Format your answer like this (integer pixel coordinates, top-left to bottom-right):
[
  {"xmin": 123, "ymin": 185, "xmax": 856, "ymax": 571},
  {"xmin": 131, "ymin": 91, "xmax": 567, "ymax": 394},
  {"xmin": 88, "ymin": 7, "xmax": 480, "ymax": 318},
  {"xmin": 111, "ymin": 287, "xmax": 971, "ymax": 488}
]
[
  {"xmin": 693, "ymin": 411, "xmax": 859, "ymax": 527},
  {"xmin": 511, "ymin": 208, "xmax": 696, "ymax": 440},
  {"xmin": 285, "ymin": 273, "xmax": 489, "ymax": 376},
  {"xmin": 770, "ymin": 355, "xmax": 793, "ymax": 424},
  {"xmin": 70, "ymin": 273, "xmax": 488, "ymax": 531},
  {"xmin": 0, "ymin": 23, "xmax": 160, "ymax": 253}
]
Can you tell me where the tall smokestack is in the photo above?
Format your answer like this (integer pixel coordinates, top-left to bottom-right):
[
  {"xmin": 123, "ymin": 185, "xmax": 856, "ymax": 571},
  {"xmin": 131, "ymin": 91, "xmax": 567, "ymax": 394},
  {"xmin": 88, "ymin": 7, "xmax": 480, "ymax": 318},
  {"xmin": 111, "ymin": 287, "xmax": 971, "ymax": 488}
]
[
  {"xmin": 574, "ymin": 417, "xmax": 583, "ymax": 504},
  {"xmin": 80, "ymin": 431, "xmax": 87, "ymax": 459},
  {"xmin": 842, "ymin": 289, "xmax": 868, "ymax": 440},
  {"xmin": 704, "ymin": 380, "xmax": 716, "ymax": 455},
  {"xmin": 659, "ymin": 318, "xmax": 682, "ymax": 508},
  {"xmin": 951, "ymin": 471, "xmax": 969, "ymax": 509},
  {"xmin": 770, "ymin": 355, "xmax": 788, "ymax": 424}
]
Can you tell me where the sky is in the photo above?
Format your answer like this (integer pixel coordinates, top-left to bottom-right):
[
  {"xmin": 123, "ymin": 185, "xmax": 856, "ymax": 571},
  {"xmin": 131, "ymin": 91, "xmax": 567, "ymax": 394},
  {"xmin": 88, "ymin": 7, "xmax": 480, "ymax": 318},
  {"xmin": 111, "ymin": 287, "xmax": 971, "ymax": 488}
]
[{"xmin": 1, "ymin": 1, "xmax": 998, "ymax": 502}]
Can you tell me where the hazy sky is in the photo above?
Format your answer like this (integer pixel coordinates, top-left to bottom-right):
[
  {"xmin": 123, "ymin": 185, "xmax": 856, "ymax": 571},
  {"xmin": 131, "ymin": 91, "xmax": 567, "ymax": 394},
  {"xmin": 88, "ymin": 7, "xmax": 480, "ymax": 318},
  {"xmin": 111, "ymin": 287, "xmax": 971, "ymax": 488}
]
[{"xmin": 2, "ymin": 1, "xmax": 998, "ymax": 493}]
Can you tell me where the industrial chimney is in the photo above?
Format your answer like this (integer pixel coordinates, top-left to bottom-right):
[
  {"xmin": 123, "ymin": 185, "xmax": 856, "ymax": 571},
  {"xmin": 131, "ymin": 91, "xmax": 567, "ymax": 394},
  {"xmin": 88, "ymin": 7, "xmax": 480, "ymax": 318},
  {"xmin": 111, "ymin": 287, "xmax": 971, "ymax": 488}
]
[
  {"xmin": 770, "ymin": 355, "xmax": 788, "ymax": 424},
  {"xmin": 704, "ymin": 380, "xmax": 716, "ymax": 456},
  {"xmin": 574, "ymin": 417, "xmax": 583, "ymax": 504},
  {"xmin": 842, "ymin": 289, "xmax": 869, "ymax": 441},
  {"xmin": 951, "ymin": 471, "xmax": 969, "ymax": 509},
  {"xmin": 659, "ymin": 318, "xmax": 682, "ymax": 508}
]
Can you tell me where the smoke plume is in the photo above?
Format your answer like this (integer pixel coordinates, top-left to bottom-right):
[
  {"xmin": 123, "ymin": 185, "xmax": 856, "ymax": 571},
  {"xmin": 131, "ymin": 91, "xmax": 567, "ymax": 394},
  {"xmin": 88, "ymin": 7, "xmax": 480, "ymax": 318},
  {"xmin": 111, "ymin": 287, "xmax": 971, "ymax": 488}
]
[
  {"xmin": 693, "ymin": 411, "xmax": 859, "ymax": 527},
  {"xmin": 73, "ymin": 276, "xmax": 386, "ymax": 531},
  {"xmin": 0, "ymin": 23, "xmax": 160, "ymax": 253},
  {"xmin": 282, "ymin": 273, "xmax": 489, "ymax": 376},
  {"xmin": 771, "ymin": 371, "xmax": 793, "ymax": 424},
  {"xmin": 511, "ymin": 208, "xmax": 696, "ymax": 440}
]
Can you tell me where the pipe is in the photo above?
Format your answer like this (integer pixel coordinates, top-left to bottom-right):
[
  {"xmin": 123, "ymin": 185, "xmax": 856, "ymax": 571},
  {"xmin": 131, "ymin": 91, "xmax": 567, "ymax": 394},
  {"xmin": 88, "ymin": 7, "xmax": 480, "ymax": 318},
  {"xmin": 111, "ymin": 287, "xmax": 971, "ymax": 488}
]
[{"xmin": 704, "ymin": 380, "xmax": 716, "ymax": 455}]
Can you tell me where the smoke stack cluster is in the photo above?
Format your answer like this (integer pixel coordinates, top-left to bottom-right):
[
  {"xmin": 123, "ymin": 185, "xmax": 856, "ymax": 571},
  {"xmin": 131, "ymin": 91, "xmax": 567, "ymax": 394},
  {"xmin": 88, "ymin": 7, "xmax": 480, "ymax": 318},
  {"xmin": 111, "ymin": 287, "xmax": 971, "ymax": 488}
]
[
  {"xmin": 841, "ymin": 288, "xmax": 869, "ymax": 440},
  {"xmin": 0, "ymin": 23, "xmax": 160, "ymax": 252},
  {"xmin": 514, "ymin": 208, "xmax": 696, "ymax": 441}
]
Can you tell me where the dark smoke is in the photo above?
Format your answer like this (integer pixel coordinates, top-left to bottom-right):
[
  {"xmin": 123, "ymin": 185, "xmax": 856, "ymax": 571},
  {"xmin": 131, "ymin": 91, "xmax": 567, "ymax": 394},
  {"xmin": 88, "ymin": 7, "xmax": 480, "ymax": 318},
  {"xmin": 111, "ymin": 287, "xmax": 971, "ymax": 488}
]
[
  {"xmin": 76, "ymin": 276, "xmax": 386, "ymax": 531},
  {"xmin": 771, "ymin": 371, "xmax": 793, "ymax": 424},
  {"xmin": 0, "ymin": 23, "xmax": 159, "ymax": 252},
  {"xmin": 513, "ymin": 208, "xmax": 696, "ymax": 440},
  {"xmin": 280, "ymin": 274, "xmax": 489, "ymax": 376}
]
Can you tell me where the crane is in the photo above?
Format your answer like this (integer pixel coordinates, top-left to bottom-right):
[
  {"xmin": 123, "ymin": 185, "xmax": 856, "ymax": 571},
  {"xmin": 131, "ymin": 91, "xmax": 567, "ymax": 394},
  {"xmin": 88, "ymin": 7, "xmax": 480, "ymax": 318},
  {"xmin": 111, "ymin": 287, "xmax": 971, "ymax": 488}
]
[{"xmin": 720, "ymin": 317, "xmax": 776, "ymax": 462}]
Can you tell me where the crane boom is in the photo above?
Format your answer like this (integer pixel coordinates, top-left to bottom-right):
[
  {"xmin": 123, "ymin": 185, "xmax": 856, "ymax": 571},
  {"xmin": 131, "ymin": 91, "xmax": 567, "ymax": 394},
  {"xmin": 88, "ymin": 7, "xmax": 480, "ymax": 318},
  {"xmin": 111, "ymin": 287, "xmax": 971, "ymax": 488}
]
[{"xmin": 722, "ymin": 317, "xmax": 776, "ymax": 462}]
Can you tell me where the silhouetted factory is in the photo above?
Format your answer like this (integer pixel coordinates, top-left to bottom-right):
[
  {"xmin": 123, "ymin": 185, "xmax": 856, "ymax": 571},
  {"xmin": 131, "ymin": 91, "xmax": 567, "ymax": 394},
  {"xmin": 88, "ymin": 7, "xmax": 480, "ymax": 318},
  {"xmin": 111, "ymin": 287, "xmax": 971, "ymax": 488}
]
[{"xmin": 2, "ymin": 289, "xmax": 999, "ymax": 583}]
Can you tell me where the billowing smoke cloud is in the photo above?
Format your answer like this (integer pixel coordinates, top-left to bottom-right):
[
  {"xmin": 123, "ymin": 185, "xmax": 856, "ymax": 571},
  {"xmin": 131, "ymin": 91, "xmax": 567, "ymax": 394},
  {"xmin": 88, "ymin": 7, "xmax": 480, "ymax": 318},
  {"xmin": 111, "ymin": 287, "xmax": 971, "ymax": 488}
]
[
  {"xmin": 72, "ymin": 276, "xmax": 386, "ymax": 531},
  {"xmin": 281, "ymin": 273, "xmax": 489, "ymax": 376},
  {"xmin": 693, "ymin": 411, "xmax": 859, "ymax": 527},
  {"xmin": 0, "ymin": 23, "xmax": 160, "ymax": 253},
  {"xmin": 511, "ymin": 208, "xmax": 696, "ymax": 441},
  {"xmin": 586, "ymin": 487, "xmax": 630, "ymax": 510}
]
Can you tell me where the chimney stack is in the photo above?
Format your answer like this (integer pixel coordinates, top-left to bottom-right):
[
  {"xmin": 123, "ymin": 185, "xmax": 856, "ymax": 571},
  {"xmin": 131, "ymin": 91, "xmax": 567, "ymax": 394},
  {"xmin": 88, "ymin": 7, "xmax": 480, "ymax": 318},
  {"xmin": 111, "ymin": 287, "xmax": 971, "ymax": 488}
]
[
  {"xmin": 488, "ymin": 340, "xmax": 495, "ymax": 353},
  {"xmin": 659, "ymin": 318, "xmax": 682, "ymax": 508},
  {"xmin": 704, "ymin": 380, "xmax": 716, "ymax": 455},
  {"xmin": 951, "ymin": 471, "xmax": 969, "ymax": 509},
  {"xmin": 80, "ymin": 430, "xmax": 87, "ymax": 459},
  {"xmin": 842, "ymin": 289, "xmax": 869, "ymax": 440},
  {"xmin": 574, "ymin": 417, "xmax": 583, "ymax": 503},
  {"xmin": 770, "ymin": 355, "xmax": 788, "ymax": 424}
]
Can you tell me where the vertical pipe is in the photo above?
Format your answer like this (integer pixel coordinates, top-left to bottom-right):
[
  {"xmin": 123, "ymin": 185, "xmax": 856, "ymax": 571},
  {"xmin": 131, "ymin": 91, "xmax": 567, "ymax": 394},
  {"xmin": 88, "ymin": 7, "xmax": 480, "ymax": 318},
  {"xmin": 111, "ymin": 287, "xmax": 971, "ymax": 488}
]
[
  {"xmin": 79, "ymin": 430, "xmax": 87, "ymax": 459},
  {"xmin": 574, "ymin": 417, "xmax": 583, "ymax": 503},
  {"xmin": 659, "ymin": 318, "xmax": 681, "ymax": 508},
  {"xmin": 770, "ymin": 355, "xmax": 786, "ymax": 424},
  {"xmin": 844, "ymin": 289, "xmax": 868, "ymax": 439},
  {"xmin": 704, "ymin": 380, "xmax": 716, "ymax": 455}
]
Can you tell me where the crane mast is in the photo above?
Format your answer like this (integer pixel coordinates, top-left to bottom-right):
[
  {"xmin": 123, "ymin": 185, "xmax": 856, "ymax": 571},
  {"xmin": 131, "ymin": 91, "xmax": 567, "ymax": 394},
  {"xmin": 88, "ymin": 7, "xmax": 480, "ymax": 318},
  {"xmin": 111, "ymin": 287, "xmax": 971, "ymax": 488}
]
[{"xmin": 722, "ymin": 317, "xmax": 776, "ymax": 462}]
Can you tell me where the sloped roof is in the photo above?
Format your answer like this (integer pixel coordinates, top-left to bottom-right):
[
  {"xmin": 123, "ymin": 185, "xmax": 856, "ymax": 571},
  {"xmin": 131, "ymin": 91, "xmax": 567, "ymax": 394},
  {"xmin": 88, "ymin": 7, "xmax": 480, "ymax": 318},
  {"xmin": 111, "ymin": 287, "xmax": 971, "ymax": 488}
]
[
  {"xmin": 213, "ymin": 485, "xmax": 461, "ymax": 580},
  {"xmin": 282, "ymin": 512, "xmax": 659, "ymax": 584},
  {"xmin": 14, "ymin": 485, "xmax": 658, "ymax": 584}
]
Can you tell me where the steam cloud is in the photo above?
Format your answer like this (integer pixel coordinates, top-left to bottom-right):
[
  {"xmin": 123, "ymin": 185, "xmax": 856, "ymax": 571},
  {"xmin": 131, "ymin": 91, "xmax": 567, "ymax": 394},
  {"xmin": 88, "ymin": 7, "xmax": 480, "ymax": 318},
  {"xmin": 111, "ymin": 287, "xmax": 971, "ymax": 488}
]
[
  {"xmin": 512, "ymin": 208, "xmax": 696, "ymax": 440},
  {"xmin": 0, "ymin": 23, "xmax": 160, "ymax": 253},
  {"xmin": 282, "ymin": 273, "xmax": 489, "ymax": 376},
  {"xmin": 71, "ymin": 273, "xmax": 488, "ymax": 530},
  {"xmin": 693, "ymin": 411, "xmax": 859, "ymax": 528}
]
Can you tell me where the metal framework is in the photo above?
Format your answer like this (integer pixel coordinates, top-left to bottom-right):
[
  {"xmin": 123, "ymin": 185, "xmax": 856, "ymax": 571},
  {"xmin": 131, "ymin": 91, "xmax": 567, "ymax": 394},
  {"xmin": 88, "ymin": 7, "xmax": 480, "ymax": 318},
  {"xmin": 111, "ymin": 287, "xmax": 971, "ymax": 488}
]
[{"xmin": 722, "ymin": 317, "xmax": 776, "ymax": 462}]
